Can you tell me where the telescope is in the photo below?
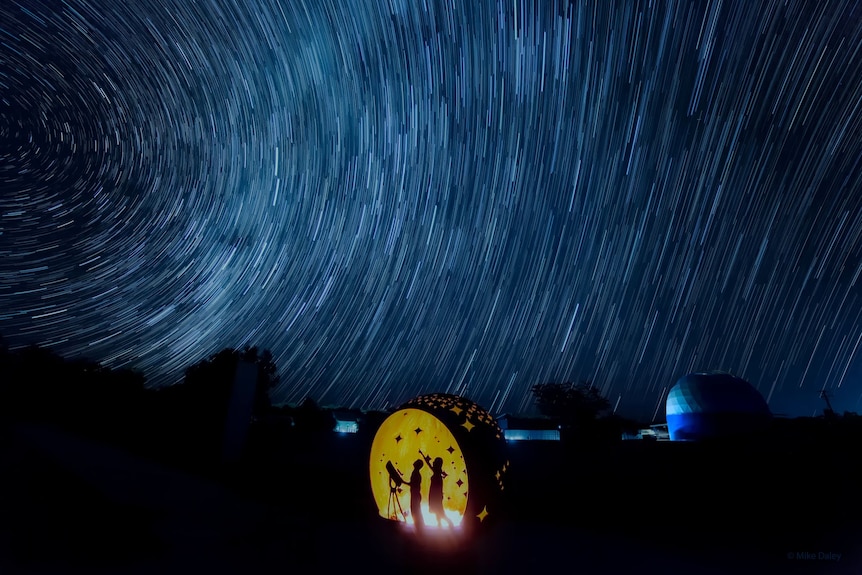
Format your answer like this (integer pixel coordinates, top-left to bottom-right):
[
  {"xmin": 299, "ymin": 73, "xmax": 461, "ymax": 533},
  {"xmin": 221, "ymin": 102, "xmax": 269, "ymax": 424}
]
[
  {"xmin": 385, "ymin": 460, "xmax": 406, "ymax": 520},
  {"xmin": 386, "ymin": 461, "xmax": 403, "ymax": 487}
]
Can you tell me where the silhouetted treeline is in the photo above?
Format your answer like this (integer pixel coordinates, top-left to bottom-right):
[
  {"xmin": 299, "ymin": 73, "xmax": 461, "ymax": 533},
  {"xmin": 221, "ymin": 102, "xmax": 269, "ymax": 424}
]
[
  {"xmin": 0, "ymin": 341, "xmax": 151, "ymax": 440},
  {"xmin": 0, "ymin": 340, "xmax": 283, "ymax": 471},
  {"xmin": 0, "ymin": 339, "xmax": 381, "ymax": 475}
]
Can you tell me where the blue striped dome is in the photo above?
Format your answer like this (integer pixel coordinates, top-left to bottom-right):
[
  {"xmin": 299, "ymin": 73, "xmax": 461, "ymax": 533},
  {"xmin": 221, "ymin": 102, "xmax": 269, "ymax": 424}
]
[{"xmin": 666, "ymin": 372, "xmax": 771, "ymax": 440}]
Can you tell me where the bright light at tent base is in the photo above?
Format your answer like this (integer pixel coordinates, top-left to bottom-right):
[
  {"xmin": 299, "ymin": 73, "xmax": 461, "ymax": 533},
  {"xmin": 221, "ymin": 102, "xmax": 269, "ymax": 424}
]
[{"xmin": 402, "ymin": 504, "xmax": 463, "ymax": 530}]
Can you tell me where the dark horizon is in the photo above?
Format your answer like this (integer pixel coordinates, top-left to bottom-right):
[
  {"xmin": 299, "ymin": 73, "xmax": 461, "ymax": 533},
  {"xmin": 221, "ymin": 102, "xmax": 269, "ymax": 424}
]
[
  {"xmin": 2, "ymin": 0, "xmax": 861, "ymax": 422},
  {"xmin": 0, "ymin": 335, "xmax": 852, "ymax": 424}
]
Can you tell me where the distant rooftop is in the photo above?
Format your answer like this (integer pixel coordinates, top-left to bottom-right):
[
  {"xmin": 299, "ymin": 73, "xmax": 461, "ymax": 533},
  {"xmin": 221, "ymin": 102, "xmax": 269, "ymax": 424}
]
[{"xmin": 496, "ymin": 414, "xmax": 560, "ymax": 430}]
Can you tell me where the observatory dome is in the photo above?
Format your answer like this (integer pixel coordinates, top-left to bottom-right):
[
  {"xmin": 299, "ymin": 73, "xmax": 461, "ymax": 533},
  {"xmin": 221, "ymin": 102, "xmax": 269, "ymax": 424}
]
[{"xmin": 666, "ymin": 372, "xmax": 772, "ymax": 441}]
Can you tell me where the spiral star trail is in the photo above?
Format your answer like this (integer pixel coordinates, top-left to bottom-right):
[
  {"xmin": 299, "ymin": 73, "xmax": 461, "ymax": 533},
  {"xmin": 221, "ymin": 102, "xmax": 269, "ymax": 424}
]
[{"xmin": 1, "ymin": 0, "xmax": 861, "ymax": 420}]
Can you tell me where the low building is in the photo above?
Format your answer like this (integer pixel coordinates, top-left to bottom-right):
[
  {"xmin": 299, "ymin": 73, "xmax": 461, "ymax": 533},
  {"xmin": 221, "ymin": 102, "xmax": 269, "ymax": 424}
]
[
  {"xmin": 332, "ymin": 410, "xmax": 360, "ymax": 434},
  {"xmin": 496, "ymin": 414, "xmax": 560, "ymax": 441}
]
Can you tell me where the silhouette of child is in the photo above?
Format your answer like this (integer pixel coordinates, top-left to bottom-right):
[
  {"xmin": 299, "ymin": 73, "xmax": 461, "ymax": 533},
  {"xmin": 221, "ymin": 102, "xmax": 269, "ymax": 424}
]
[{"xmin": 405, "ymin": 459, "xmax": 425, "ymax": 529}]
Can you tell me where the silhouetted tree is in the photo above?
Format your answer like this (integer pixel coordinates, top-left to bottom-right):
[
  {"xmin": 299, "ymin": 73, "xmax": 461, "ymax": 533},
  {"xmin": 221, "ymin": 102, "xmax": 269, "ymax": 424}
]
[
  {"xmin": 531, "ymin": 381, "xmax": 629, "ymax": 445},
  {"xmin": 151, "ymin": 345, "xmax": 279, "ymax": 467},
  {"xmin": 531, "ymin": 381, "xmax": 611, "ymax": 425},
  {"xmin": 362, "ymin": 409, "xmax": 391, "ymax": 434},
  {"xmin": 2, "ymin": 344, "xmax": 70, "ymax": 420},
  {"xmin": 0, "ymin": 341, "xmax": 149, "ymax": 446},
  {"xmin": 179, "ymin": 345, "xmax": 279, "ymax": 415},
  {"xmin": 246, "ymin": 347, "xmax": 279, "ymax": 415},
  {"xmin": 291, "ymin": 397, "xmax": 335, "ymax": 432}
]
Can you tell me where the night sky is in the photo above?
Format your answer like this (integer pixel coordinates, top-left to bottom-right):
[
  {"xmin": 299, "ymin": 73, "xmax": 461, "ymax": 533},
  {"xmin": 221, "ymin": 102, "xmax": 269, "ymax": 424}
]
[{"xmin": 2, "ymin": 0, "xmax": 861, "ymax": 421}]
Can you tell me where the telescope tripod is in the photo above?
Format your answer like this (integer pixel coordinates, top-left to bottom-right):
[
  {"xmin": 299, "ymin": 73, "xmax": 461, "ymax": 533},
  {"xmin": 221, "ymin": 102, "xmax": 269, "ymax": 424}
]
[{"xmin": 387, "ymin": 478, "xmax": 406, "ymax": 520}]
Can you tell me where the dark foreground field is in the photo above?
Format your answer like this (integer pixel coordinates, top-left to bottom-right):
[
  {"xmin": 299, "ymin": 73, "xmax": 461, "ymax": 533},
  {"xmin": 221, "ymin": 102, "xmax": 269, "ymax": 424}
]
[{"xmin": 0, "ymin": 421, "xmax": 859, "ymax": 574}]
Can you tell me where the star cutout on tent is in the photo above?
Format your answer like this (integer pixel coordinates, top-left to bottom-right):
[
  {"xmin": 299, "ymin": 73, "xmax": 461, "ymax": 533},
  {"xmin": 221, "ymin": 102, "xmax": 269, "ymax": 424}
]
[
  {"xmin": 461, "ymin": 418, "xmax": 475, "ymax": 432},
  {"xmin": 450, "ymin": 406, "xmax": 463, "ymax": 416},
  {"xmin": 456, "ymin": 479, "xmax": 463, "ymax": 487},
  {"xmin": 477, "ymin": 506, "xmax": 489, "ymax": 522},
  {"xmin": 447, "ymin": 446, "xmax": 454, "ymax": 454},
  {"xmin": 395, "ymin": 434, "xmax": 402, "ymax": 443},
  {"xmin": 414, "ymin": 427, "xmax": 422, "ymax": 435}
]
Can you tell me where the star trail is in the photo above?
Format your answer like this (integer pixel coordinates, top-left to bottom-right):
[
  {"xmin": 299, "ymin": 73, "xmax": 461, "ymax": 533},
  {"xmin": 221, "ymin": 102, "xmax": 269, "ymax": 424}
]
[{"xmin": 2, "ymin": 0, "xmax": 862, "ymax": 420}]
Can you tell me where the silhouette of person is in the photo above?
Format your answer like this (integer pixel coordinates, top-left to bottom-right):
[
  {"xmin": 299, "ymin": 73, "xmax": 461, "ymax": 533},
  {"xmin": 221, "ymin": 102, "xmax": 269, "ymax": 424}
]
[
  {"xmin": 422, "ymin": 453, "xmax": 452, "ymax": 529},
  {"xmin": 405, "ymin": 459, "xmax": 425, "ymax": 530}
]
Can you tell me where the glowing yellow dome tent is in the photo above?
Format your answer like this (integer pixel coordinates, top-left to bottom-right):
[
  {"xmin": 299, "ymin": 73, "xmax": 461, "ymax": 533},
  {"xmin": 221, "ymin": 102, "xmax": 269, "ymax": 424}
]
[{"xmin": 369, "ymin": 393, "xmax": 508, "ymax": 535}]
